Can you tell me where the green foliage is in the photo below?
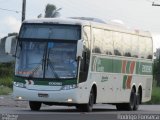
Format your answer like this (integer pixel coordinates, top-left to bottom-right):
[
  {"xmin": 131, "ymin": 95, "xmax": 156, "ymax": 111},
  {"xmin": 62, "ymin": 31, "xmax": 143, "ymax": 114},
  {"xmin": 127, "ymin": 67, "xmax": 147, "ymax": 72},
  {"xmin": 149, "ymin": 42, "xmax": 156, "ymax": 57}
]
[
  {"xmin": 148, "ymin": 87, "xmax": 160, "ymax": 104},
  {"xmin": 0, "ymin": 63, "xmax": 14, "ymax": 76},
  {"xmin": 45, "ymin": 4, "xmax": 57, "ymax": 18},
  {"xmin": 0, "ymin": 86, "xmax": 12, "ymax": 95},
  {"xmin": 0, "ymin": 63, "xmax": 14, "ymax": 88},
  {"xmin": 147, "ymin": 80, "xmax": 160, "ymax": 104},
  {"xmin": 153, "ymin": 58, "xmax": 160, "ymax": 86},
  {"xmin": 0, "ymin": 77, "xmax": 13, "ymax": 88}
]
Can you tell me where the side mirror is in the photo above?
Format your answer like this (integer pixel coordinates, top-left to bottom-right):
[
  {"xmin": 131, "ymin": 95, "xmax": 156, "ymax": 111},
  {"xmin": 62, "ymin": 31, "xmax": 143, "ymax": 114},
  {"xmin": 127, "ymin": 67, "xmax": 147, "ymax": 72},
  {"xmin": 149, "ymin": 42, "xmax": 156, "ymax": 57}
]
[{"xmin": 76, "ymin": 40, "xmax": 83, "ymax": 59}]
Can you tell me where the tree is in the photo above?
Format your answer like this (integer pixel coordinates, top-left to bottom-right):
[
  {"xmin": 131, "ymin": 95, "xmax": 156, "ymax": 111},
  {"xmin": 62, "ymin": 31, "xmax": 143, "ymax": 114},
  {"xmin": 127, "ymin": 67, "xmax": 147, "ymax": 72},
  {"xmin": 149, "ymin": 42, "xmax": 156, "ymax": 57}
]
[
  {"xmin": 153, "ymin": 57, "xmax": 160, "ymax": 86},
  {"xmin": 44, "ymin": 4, "xmax": 61, "ymax": 18}
]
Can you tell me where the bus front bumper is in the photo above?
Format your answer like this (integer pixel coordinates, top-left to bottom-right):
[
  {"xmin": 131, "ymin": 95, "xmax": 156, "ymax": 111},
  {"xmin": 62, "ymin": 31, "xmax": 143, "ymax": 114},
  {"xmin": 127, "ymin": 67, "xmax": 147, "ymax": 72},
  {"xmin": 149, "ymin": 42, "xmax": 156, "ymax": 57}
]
[{"xmin": 13, "ymin": 86, "xmax": 89, "ymax": 104}]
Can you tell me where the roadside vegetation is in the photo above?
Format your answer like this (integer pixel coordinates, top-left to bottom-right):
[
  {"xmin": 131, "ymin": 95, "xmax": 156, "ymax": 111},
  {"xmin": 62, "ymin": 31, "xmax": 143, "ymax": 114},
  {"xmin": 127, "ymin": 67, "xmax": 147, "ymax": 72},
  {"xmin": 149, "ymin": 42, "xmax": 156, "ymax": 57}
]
[
  {"xmin": 147, "ymin": 80, "xmax": 160, "ymax": 104},
  {"xmin": 147, "ymin": 58, "xmax": 160, "ymax": 104},
  {"xmin": 0, "ymin": 63, "xmax": 14, "ymax": 95}
]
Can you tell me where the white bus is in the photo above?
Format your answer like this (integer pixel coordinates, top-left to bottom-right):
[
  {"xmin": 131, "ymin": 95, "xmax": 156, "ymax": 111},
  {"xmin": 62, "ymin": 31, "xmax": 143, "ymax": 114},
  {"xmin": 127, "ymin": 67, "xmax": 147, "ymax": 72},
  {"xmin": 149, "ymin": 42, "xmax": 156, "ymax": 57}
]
[{"xmin": 13, "ymin": 18, "xmax": 153, "ymax": 112}]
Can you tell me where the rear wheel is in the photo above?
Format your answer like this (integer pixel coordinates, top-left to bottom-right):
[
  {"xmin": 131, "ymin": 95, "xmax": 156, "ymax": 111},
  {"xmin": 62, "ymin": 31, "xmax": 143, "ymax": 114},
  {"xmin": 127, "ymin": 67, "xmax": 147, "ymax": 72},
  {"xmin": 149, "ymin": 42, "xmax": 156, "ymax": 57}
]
[
  {"xmin": 116, "ymin": 88, "xmax": 136, "ymax": 111},
  {"xmin": 29, "ymin": 101, "xmax": 41, "ymax": 111},
  {"xmin": 133, "ymin": 92, "xmax": 140, "ymax": 110}
]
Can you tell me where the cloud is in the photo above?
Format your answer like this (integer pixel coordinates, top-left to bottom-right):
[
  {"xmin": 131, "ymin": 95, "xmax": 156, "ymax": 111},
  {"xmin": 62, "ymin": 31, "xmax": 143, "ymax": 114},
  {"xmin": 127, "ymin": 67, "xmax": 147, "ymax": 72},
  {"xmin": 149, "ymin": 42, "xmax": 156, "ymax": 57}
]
[
  {"xmin": 0, "ymin": 33, "xmax": 5, "ymax": 39},
  {"xmin": 0, "ymin": 16, "xmax": 21, "ymax": 38},
  {"xmin": 152, "ymin": 33, "xmax": 160, "ymax": 52},
  {"xmin": 110, "ymin": 19, "xmax": 125, "ymax": 25},
  {"xmin": 4, "ymin": 16, "xmax": 21, "ymax": 32}
]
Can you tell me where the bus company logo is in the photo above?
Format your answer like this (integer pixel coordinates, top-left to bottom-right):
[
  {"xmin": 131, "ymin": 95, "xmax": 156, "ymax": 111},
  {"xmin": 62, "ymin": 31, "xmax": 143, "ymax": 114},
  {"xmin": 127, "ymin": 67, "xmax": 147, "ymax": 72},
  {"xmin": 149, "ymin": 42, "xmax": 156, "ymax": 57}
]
[
  {"xmin": 25, "ymin": 80, "xmax": 34, "ymax": 85},
  {"xmin": 142, "ymin": 65, "xmax": 152, "ymax": 73},
  {"xmin": 48, "ymin": 82, "xmax": 62, "ymax": 86},
  {"xmin": 101, "ymin": 76, "xmax": 108, "ymax": 82}
]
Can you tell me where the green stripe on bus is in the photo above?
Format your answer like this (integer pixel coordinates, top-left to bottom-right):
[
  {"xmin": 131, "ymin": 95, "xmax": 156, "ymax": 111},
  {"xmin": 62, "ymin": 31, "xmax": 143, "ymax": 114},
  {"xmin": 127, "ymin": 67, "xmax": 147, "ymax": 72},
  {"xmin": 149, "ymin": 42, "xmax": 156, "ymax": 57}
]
[
  {"xmin": 14, "ymin": 76, "xmax": 77, "ymax": 86},
  {"xmin": 123, "ymin": 75, "xmax": 128, "ymax": 89},
  {"xmin": 91, "ymin": 56, "xmax": 152, "ymax": 75}
]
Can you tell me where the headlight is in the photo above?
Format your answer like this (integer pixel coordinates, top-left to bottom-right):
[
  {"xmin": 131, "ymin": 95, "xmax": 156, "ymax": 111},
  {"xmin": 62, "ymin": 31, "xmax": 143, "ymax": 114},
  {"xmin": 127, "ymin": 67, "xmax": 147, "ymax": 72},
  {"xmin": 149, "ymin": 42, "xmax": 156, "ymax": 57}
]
[
  {"xmin": 13, "ymin": 82, "xmax": 26, "ymax": 88},
  {"xmin": 61, "ymin": 84, "xmax": 77, "ymax": 90}
]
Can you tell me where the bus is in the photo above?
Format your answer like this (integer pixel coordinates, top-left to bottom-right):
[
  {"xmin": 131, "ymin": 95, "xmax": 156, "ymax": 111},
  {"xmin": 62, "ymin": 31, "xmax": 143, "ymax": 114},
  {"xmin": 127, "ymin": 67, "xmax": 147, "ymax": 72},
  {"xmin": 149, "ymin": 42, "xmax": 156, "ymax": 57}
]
[{"xmin": 13, "ymin": 18, "xmax": 153, "ymax": 112}]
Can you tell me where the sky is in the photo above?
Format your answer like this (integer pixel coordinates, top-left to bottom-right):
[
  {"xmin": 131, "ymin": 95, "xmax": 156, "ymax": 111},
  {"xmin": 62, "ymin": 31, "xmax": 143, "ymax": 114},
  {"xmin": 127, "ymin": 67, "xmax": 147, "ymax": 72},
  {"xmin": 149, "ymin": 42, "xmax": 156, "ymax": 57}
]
[{"xmin": 0, "ymin": 0, "xmax": 160, "ymax": 51}]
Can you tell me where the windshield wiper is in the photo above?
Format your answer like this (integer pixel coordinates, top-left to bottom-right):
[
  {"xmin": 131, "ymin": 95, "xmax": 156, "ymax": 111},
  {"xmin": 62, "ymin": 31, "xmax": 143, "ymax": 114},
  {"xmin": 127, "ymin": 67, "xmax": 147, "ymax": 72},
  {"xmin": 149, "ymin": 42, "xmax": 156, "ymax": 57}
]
[
  {"xmin": 28, "ymin": 43, "xmax": 47, "ymax": 78},
  {"xmin": 47, "ymin": 59, "xmax": 59, "ymax": 79},
  {"xmin": 46, "ymin": 48, "xmax": 59, "ymax": 79},
  {"xmin": 28, "ymin": 59, "xmax": 44, "ymax": 78}
]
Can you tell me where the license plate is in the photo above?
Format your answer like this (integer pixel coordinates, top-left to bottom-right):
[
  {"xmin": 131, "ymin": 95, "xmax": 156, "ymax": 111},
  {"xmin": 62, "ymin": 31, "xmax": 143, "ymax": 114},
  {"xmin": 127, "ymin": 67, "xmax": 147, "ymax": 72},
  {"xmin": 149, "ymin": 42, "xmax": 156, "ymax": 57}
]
[{"xmin": 38, "ymin": 93, "xmax": 49, "ymax": 98}]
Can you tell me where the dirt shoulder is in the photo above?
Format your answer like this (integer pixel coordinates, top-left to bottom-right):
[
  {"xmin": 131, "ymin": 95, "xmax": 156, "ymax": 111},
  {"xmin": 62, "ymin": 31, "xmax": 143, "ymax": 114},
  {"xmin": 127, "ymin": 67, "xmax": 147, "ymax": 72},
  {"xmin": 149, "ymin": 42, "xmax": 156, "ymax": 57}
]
[{"xmin": 0, "ymin": 94, "xmax": 28, "ymax": 108}]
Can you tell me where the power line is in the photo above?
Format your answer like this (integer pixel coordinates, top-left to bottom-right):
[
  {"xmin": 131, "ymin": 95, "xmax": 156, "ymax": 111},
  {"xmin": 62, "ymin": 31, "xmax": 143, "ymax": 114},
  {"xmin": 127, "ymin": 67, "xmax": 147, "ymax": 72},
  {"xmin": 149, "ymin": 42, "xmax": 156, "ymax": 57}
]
[{"xmin": 0, "ymin": 7, "xmax": 21, "ymax": 13}]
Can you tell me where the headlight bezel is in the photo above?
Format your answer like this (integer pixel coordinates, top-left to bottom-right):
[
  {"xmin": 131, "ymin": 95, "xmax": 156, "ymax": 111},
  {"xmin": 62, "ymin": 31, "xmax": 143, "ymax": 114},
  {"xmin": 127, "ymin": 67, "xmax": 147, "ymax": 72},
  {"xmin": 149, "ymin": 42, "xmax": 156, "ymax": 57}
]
[
  {"xmin": 61, "ymin": 84, "xmax": 78, "ymax": 90},
  {"xmin": 13, "ymin": 82, "xmax": 26, "ymax": 88}
]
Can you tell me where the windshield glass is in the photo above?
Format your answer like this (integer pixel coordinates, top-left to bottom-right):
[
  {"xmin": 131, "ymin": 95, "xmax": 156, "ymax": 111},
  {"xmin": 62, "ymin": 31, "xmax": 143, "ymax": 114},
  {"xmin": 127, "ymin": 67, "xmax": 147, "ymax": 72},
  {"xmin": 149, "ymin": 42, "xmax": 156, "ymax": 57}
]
[
  {"xmin": 45, "ymin": 42, "xmax": 77, "ymax": 78},
  {"xmin": 19, "ymin": 24, "xmax": 81, "ymax": 40},
  {"xmin": 15, "ymin": 41, "xmax": 77, "ymax": 79}
]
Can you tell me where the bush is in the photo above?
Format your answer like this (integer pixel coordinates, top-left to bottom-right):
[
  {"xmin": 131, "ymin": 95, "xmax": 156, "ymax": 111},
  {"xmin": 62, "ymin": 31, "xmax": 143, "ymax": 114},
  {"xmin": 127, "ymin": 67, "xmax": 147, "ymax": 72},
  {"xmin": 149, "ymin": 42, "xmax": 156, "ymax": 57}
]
[
  {"xmin": 0, "ymin": 77, "xmax": 13, "ymax": 88},
  {"xmin": 146, "ymin": 80, "xmax": 160, "ymax": 104},
  {"xmin": 0, "ymin": 63, "xmax": 14, "ymax": 88},
  {"xmin": 148, "ymin": 86, "xmax": 160, "ymax": 104},
  {"xmin": 0, "ymin": 86, "xmax": 12, "ymax": 95}
]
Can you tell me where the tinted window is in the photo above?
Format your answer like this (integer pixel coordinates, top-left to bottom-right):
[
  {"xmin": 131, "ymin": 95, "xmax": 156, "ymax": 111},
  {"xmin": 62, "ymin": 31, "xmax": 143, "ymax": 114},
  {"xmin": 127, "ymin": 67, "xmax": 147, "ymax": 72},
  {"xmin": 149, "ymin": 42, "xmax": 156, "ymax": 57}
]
[
  {"xmin": 92, "ymin": 28, "xmax": 104, "ymax": 53},
  {"xmin": 19, "ymin": 24, "xmax": 81, "ymax": 40},
  {"xmin": 103, "ymin": 30, "xmax": 113, "ymax": 55},
  {"xmin": 113, "ymin": 32, "xmax": 122, "ymax": 56},
  {"xmin": 122, "ymin": 33, "xmax": 132, "ymax": 57},
  {"xmin": 131, "ymin": 35, "xmax": 139, "ymax": 58},
  {"xmin": 145, "ymin": 37, "xmax": 153, "ymax": 59},
  {"xmin": 139, "ymin": 36, "xmax": 146, "ymax": 58},
  {"xmin": 83, "ymin": 26, "xmax": 91, "ymax": 49}
]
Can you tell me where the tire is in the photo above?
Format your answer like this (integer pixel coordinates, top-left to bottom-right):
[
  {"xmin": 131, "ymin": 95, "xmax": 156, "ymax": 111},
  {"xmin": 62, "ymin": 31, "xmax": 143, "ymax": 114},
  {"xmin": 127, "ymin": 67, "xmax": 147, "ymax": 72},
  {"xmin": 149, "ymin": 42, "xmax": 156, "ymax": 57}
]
[
  {"xmin": 133, "ymin": 93, "xmax": 140, "ymax": 111},
  {"xmin": 29, "ymin": 101, "xmax": 42, "ymax": 111},
  {"xmin": 116, "ymin": 88, "xmax": 136, "ymax": 111},
  {"xmin": 76, "ymin": 89, "xmax": 95, "ymax": 112},
  {"xmin": 127, "ymin": 88, "xmax": 136, "ymax": 110},
  {"xmin": 116, "ymin": 103, "xmax": 125, "ymax": 111}
]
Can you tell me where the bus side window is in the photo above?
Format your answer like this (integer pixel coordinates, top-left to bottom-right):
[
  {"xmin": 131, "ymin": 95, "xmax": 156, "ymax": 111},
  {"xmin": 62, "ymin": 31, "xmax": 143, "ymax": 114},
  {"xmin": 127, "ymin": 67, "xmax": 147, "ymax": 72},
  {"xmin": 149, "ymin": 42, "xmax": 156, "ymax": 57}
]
[
  {"xmin": 138, "ymin": 36, "xmax": 146, "ymax": 59},
  {"xmin": 113, "ymin": 32, "xmax": 122, "ymax": 56},
  {"xmin": 122, "ymin": 33, "xmax": 132, "ymax": 57},
  {"xmin": 131, "ymin": 35, "xmax": 139, "ymax": 58},
  {"xmin": 92, "ymin": 28, "xmax": 103, "ymax": 54},
  {"xmin": 103, "ymin": 30, "xmax": 113, "ymax": 55},
  {"xmin": 79, "ymin": 26, "xmax": 91, "ymax": 83},
  {"xmin": 93, "ymin": 47, "xmax": 101, "ymax": 53},
  {"xmin": 145, "ymin": 37, "xmax": 153, "ymax": 59}
]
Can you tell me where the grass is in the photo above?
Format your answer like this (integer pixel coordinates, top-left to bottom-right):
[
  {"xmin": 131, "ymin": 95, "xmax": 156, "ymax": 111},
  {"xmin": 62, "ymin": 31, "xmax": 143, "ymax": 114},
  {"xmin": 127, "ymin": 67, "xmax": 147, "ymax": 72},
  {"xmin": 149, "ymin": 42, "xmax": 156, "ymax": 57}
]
[
  {"xmin": 147, "ymin": 86, "xmax": 160, "ymax": 104},
  {"xmin": 0, "ymin": 85, "xmax": 12, "ymax": 95},
  {"xmin": 0, "ymin": 76, "xmax": 13, "ymax": 88},
  {"xmin": 0, "ymin": 63, "xmax": 14, "ymax": 95}
]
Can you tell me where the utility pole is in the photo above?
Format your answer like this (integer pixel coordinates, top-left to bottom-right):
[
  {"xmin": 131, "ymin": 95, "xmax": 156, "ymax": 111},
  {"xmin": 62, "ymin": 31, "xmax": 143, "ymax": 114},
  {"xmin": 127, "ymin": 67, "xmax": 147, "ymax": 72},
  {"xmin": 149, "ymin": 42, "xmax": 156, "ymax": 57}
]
[
  {"xmin": 152, "ymin": 2, "xmax": 160, "ymax": 6},
  {"xmin": 22, "ymin": 0, "xmax": 26, "ymax": 22}
]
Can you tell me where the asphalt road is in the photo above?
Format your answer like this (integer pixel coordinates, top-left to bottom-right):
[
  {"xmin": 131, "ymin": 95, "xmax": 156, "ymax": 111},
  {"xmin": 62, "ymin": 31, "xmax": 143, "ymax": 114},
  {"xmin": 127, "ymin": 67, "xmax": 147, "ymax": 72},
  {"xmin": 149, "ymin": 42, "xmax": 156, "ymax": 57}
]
[{"xmin": 0, "ymin": 104, "xmax": 160, "ymax": 120}]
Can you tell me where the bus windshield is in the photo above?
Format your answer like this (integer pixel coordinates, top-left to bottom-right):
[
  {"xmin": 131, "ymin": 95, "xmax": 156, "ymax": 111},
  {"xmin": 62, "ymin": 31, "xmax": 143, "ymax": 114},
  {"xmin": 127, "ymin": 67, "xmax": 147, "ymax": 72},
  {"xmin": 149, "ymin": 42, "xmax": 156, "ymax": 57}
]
[
  {"xmin": 19, "ymin": 24, "xmax": 81, "ymax": 40},
  {"xmin": 15, "ymin": 24, "xmax": 80, "ymax": 79},
  {"xmin": 15, "ymin": 41, "xmax": 77, "ymax": 79}
]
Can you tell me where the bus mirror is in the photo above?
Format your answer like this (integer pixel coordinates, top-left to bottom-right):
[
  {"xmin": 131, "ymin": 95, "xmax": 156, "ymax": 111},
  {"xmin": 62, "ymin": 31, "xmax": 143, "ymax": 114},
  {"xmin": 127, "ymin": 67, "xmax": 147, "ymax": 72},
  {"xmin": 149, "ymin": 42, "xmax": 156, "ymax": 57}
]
[{"xmin": 76, "ymin": 40, "xmax": 83, "ymax": 59}]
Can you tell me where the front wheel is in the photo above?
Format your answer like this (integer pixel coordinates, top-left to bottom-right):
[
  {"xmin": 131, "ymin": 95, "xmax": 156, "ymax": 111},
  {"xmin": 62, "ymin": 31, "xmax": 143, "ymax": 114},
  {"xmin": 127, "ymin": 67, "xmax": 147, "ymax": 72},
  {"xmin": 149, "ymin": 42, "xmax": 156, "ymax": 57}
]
[
  {"xmin": 76, "ymin": 89, "xmax": 95, "ymax": 112},
  {"xmin": 29, "ymin": 101, "xmax": 42, "ymax": 111}
]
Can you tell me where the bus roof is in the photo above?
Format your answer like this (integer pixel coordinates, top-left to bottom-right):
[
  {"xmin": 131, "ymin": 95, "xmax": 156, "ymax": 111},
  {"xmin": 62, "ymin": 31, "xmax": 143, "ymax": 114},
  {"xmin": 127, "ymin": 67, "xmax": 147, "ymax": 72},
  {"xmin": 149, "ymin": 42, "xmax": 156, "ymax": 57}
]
[{"xmin": 23, "ymin": 17, "xmax": 151, "ymax": 38}]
